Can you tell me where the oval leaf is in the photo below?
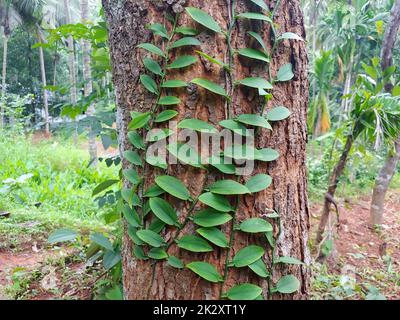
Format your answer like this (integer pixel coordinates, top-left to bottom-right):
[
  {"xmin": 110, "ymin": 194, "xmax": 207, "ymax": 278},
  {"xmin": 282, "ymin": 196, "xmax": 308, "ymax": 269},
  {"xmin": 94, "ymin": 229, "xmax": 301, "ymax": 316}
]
[
  {"xmin": 90, "ymin": 233, "xmax": 113, "ymax": 251},
  {"xmin": 193, "ymin": 208, "xmax": 233, "ymax": 227},
  {"xmin": 155, "ymin": 175, "xmax": 190, "ymax": 201},
  {"xmin": 227, "ymin": 283, "xmax": 263, "ymax": 300},
  {"xmin": 198, "ymin": 192, "xmax": 233, "ymax": 212},
  {"xmin": 209, "ymin": 179, "xmax": 250, "ymax": 195},
  {"xmin": 185, "ymin": 7, "xmax": 222, "ymax": 33},
  {"xmin": 237, "ymin": 77, "xmax": 273, "ymax": 89},
  {"xmin": 249, "ymin": 259, "xmax": 270, "ymax": 278},
  {"xmin": 191, "ymin": 78, "xmax": 227, "ymax": 97},
  {"xmin": 196, "ymin": 227, "xmax": 229, "ymax": 248},
  {"xmin": 48, "ymin": 229, "xmax": 78, "ymax": 244},
  {"xmin": 267, "ymin": 106, "xmax": 291, "ymax": 121},
  {"xmin": 169, "ymin": 55, "xmax": 198, "ymax": 69},
  {"xmin": 236, "ymin": 114, "xmax": 272, "ymax": 130},
  {"xmin": 136, "ymin": 230, "xmax": 165, "ymax": 248},
  {"xmin": 275, "ymin": 275, "xmax": 300, "ymax": 294},
  {"xmin": 240, "ymin": 218, "xmax": 273, "ymax": 233},
  {"xmin": 155, "ymin": 110, "xmax": 179, "ymax": 123},
  {"xmin": 167, "ymin": 256, "xmax": 184, "ymax": 269},
  {"xmin": 178, "ymin": 118, "xmax": 218, "ymax": 133},
  {"xmin": 149, "ymin": 197, "xmax": 178, "ymax": 226},
  {"xmin": 186, "ymin": 261, "xmax": 223, "ymax": 283},
  {"xmin": 170, "ymin": 37, "xmax": 201, "ymax": 49},
  {"xmin": 176, "ymin": 235, "xmax": 213, "ymax": 252},
  {"xmin": 238, "ymin": 48, "xmax": 269, "ymax": 63},
  {"xmin": 233, "ymin": 245, "xmax": 265, "ymax": 267},
  {"xmin": 245, "ymin": 174, "xmax": 272, "ymax": 193}
]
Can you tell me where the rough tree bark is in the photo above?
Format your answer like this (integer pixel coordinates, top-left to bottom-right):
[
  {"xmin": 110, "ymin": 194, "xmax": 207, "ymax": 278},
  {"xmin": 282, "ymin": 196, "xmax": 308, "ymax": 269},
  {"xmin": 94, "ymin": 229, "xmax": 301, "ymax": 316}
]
[
  {"xmin": 81, "ymin": 0, "xmax": 98, "ymax": 166},
  {"xmin": 370, "ymin": 0, "xmax": 400, "ymax": 226},
  {"xmin": 103, "ymin": 0, "xmax": 310, "ymax": 300}
]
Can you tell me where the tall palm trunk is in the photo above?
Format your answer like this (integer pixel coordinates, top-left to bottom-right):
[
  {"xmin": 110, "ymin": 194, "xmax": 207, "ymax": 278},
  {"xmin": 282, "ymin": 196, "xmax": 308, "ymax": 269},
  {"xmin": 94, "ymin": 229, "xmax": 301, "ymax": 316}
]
[
  {"xmin": 1, "ymin": 33, "xmax": 8, "ymax": 128},
  {"xmin": 64, "ymin": 0, "xmax": 78, "ymax": 143},
  {"xmin": 370, "ymin": 0, "xmax": 400, "ymax": 226},
  {"xmin": 37, "ymin": 30, "xmax": 50, "ymax": 135},
  {"xmin": 81, "ymin": 0, "xmax": 97, "ymax": 165}
]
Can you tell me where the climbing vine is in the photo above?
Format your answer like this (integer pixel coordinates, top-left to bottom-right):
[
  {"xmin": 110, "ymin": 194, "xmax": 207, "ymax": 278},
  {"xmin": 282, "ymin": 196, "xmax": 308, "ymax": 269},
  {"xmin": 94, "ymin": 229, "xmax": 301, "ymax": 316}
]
[{"xmin": 119, "ymin": 0, "xmax": 305, "ymax": 300}]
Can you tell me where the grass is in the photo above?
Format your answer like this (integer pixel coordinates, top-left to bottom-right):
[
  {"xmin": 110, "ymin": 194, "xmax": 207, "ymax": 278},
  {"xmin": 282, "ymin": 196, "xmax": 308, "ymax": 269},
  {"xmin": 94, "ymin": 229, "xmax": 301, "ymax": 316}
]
[{"xmin": 0, "ymin": 130, "xmax": 118, "ymax": 220}]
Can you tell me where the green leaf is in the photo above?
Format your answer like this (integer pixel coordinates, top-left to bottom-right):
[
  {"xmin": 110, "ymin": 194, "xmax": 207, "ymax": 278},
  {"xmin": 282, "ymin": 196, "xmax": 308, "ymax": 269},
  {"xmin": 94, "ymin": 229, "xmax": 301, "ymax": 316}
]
[
  {"xmin": 123, "ymin": 150, "xmax": 142, "ymax": 166},
  {"xmin": 249, "ymin": 0, "xmax": 269, "ymax": 11},
  {"xmin": 236, "ymin": 114, "xmax": 272, "ymax": 130},
  {"xmin": 144, "ymin": 185, "xmax": 165, "ymax": 198},
  {"xmin": 245, "ymin": 174, "xmax": 272, "ymax": 193},
  {"xmin": 168, "ymin": 55, "xmax": 198, "ymax": 69},
  {"xmin": 185, "ymin": 7, "xmax": 222, "ymax": 33},
  {"xmin": 143, "ymin": 57, "xmax": 163, "ymax": 76},
  {"xmin": 277, "ymin": 63, "xmax": 294, "ymax": 82},
  {"xmin": 149, "ymin": 197, "xmax": 178, "ymax": 226},
  {"xmin": 136, "ymin": 230, "xmax": 166, "ymax": 248},
  {"xmin": 129, "ymin": 112, "xmax": 151, "ymax": 130},
  {"xmin": 147, "ymin": 23, "xmax": 168, "ymax": 38},
  {"xmin": 237, "ymin": 12, "xmax": 272, "ymax": 23},
  {"xmin": 274, "ymin": 256, "xmax": 304, "ymax": 265},
  {"xmin": 233, "ymin": 245, "xmax": 265, "ymax": 267},
  {"xmin": 193, "ymin": 208, "xmax": 232, "ymax": 227},
  {"xmin": 146, "ymin": 128, "xmax": 173, "ymax": 142},
  {"xmin": 249, "ymin": 259, "xmax": 269, "ymax": 278},
  {"xmin": 176, "ymin": 235, "xmax": 213, "ymax": 252},
  {"xmin": 191, "ymin": 78, "xmax": 227, "ymax": 97},
  {"xmin": 178, "ymin": 119, "xmax": 218, "ymax": 133},
  {"xmin": 48, "ymin": 229, "xmax": 78, "ymax": 244},
  {"xmin": 168, "ymin": 143, "xmax": 203, "ymax": 168},
  {"xmin": 237, "ymin": 77, "xmax": 273, "ymax": 89},
  {"xmin": 137, "ymin": 43, "xmax": 165, "ymax": 57},
  {"xmin": 90, "ymin": 233, "xmax": 113, "ymax": 251},
  {"xmin": 121, "ymin": 204, "xmax": 141, "ymax": 227},
  {"xmin": 158, "ymin": 96, "xmax": 181, "ymax": 105},
  {"xmin": 186, "ymin": 262, "xmax": 223, "ymax": 283},
  {"xmin": 128, "ymin": 227, "xmax": 144, "ymax": 245},
  {"xmin": 148, "ymin": 248, "xmax": 168, "ymax": 260},
  {"xmin": 170, "ymin": 37, "xmax": 201, "ymax": 49},
  {"xmin": 247, "ymin": 31, "xmax": 268, "ymax": 54},
  {"xmin": 278, "ymin": 32, "xmax": 304, "ymax": 41},
  {"xmin": 207, "ymin": 156, "xmax": 237, "ymax": 175},
  {"xmin": 103, "ymin": 250, "xmax": 121, "ymax": 270},
  {"xmin": 238, "ymin": 48, "xmax": 269, "ymax": 63},
  {"xmin": 267, "ymin": 106, "xmax": 291, "ymax": 121},
  {"xmin": 198, "ymin": 192, "xmax": 233, "ymax": 212},
  {"xmin": 123, "ymin": 169, "xmax": 142, "ymax": 185},
  {"xmin": 92, "ymin": 179, "xmax": 119, "ymax": 197},
  {"xmin": 128, "ymin": 131, "xmax": 145, "ymax": 150},
  {"xmin": 196, "ymin": 227, "xmax": 229, "ymax": 248},
  {"xmin": 161, "ymin": 80, "xmax": 188, "ymax": 88},
  {"xmin": 140, "ymin": 75, "xmax": 158, "ymax": 95},
  {"xmin": 224, "ymin": 144, "xmax": 258, "ymax": 161},
  {"xmin": 240, "ymin": 218, "xmax": 273, "ymax": 233},
  {"xmin": 167, "ymin": 256, "xmax": 184, "ymax": 269},
  {"xmin": 227, "ymin": 283, "xmax": 263, "ymax": 300},
  {"xmin": 176, "ymin": 26, "xmax": 198, "ymax": 36},
  {"xmin": 148, "ymin": 218, "xmax": 166, "ymax": 233},
  {"xmin": 155, "ymin": 175, "xmax": 191, "ymax": 201},
  {"xmin": 196, "ymin": 51, "xmax": 227, "ymax": 68},
  {"xmin": 255, "ymin": 148, "xmax": 279, "ymax": 162},
  {"xmin": 219, "ymin": 119, "xmax": 251, "ymax": 136},
  {"xmin": 146, "ymin": 155, "xmax": 168, "ymax": 170},
  {"xmin": 133, "ymin": 245, "xmax": 148, "ymax": 260},
  {"xmin": 209, "ymin": 179, "xmax": 250, "ymax": 195},
  {"xmin": 155, "ymin": 110, "xmax": 179, "ymax": 123},
  {"xmin": 121, "ymin": 188, "xmax": 140, "ymax": 206},
  {"xmin": 275, "ymin": 275, "xmax": 300, "ymax": 294}
]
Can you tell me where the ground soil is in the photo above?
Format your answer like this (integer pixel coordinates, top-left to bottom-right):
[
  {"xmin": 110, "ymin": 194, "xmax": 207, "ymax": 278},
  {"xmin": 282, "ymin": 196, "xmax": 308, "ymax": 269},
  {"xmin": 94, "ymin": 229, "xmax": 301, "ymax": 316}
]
[
  {"xmin": 1, "ymin": 190, "xmax": 399, "ymax": 300},
  {"xmin": 310, "ymin": 190, "xmax": 400, "ymax": 299}
]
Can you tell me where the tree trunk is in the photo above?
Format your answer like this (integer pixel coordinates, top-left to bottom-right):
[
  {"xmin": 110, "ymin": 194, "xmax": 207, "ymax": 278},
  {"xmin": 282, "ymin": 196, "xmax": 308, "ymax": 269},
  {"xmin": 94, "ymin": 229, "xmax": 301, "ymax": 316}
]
[
  {"xmin": 81, "ymin": 0, "xmax": 98, "ymax": 166},
  {"xmin": 103, "ymin": 0, "xmax": 310, "ymax": 300},
  {"xmin": 64, "ymin": 0, "xmax": 78, "ymax": 143},
  {"xmin": 37, "ymin": 30, "xmax": 50, "ymax": 135},
  {"xmin": 1, "ymin": 33, "xmax": 8, "ymax": 128},
  {"xmin": 370, "ymin": 0, "xmax": 400, "ymax": 226},
  {"xmin": 316, "ymin": 133, "xmax": 356, "ymax": 245}
]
